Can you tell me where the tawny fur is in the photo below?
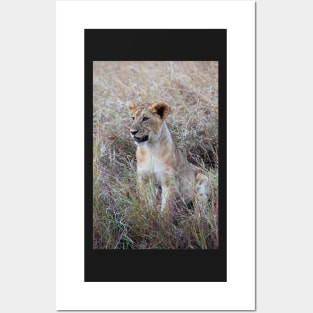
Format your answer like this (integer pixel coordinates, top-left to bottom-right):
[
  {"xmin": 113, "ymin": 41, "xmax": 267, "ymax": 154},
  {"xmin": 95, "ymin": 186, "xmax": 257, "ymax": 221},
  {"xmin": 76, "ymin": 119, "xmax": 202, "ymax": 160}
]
[{"xmin": 126, "ymin": 101, "xmax": 209, "ymax": 214}]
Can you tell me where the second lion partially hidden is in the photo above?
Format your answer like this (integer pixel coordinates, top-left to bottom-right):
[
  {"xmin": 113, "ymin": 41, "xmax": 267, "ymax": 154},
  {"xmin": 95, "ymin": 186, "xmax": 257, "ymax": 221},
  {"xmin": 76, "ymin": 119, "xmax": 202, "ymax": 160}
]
[{"xmin": 126, "ymin": 101, "xmax": 209, "ymax": 216}]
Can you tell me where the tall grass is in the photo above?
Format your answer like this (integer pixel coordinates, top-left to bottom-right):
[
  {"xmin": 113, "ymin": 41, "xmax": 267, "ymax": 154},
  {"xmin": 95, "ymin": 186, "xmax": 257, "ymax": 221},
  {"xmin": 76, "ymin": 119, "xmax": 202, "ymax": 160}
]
[{"xmin": 93, "ymin": 61, "xmax": 219, "ymax": 249}]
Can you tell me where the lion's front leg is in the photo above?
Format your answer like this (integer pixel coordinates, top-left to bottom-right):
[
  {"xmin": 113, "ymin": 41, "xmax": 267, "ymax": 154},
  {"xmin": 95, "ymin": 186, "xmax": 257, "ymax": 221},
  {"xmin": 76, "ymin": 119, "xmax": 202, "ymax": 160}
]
[
  {"xmin": 160, "ymin": 175, "xmax": 177, "ymax": 216},
  {"xmin": 137, "ymin": 173, "xmax": 154, "ymax": 207}
]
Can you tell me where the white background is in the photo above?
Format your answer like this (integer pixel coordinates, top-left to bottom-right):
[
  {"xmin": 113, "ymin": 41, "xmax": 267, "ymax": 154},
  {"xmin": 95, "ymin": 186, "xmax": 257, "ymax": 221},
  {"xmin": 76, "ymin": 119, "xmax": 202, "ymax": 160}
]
[
  {"xmin": 56, "ymin": 1, "xmax": 254, "ymax": 310},
  {"xmin": 0, "ymin": 0, "xmax": 313, "ymax": 312}
]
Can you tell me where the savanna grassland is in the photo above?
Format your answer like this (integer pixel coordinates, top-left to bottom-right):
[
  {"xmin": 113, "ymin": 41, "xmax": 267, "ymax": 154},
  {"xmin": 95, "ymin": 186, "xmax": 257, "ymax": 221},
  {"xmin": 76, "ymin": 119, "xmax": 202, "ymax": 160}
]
[{"xmin": 93, "ymin": 61, "xmax": 219, "ymax": 249}]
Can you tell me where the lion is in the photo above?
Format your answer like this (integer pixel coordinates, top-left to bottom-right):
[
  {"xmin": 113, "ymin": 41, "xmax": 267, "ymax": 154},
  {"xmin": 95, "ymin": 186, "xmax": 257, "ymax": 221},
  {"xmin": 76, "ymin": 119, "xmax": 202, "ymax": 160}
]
[{"xmin": 126, "ymin": 101, "xmax": 209, "ymax": 216}]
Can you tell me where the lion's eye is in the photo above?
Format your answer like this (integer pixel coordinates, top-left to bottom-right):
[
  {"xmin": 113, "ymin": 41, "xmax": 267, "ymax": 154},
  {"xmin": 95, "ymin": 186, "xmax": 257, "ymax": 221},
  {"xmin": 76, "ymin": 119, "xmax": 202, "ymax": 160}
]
[
  {"xmin": 142, "ymin": 117, "xmax": 149, "ymax": 122},
  {"xmin": 130, "ymin": 117, "xmax": 135, "ymax": 121}
]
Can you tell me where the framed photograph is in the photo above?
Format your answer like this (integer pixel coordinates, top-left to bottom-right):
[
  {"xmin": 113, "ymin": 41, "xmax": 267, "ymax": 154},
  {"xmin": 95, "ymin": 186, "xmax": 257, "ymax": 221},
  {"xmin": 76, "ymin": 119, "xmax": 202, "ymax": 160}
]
[
  {"xmin": 86, "ymin": 30, "xmax": 226, "ymax": 283},
  {"xmin": 57, "ymin": 1, "xmax": 255, "ymax": 310}
]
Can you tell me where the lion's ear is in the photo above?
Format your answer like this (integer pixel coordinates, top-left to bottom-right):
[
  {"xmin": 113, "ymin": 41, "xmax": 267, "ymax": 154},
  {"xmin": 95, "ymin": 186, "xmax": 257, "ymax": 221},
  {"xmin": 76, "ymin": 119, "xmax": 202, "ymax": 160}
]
[
  {"xmin": 148, "ymin": 102, "xmax": 170, "ymax": 120},
  {"xmin": 126, "ymin": 101, "xmax": 138, "ymax": 115}
]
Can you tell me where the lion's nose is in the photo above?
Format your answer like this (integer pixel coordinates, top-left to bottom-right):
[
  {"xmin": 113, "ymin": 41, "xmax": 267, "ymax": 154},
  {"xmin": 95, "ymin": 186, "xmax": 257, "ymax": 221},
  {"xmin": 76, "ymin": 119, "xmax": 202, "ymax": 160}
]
[{"xmin": 130, "ymin": 129, "xmax": 138, "ymax": 136}]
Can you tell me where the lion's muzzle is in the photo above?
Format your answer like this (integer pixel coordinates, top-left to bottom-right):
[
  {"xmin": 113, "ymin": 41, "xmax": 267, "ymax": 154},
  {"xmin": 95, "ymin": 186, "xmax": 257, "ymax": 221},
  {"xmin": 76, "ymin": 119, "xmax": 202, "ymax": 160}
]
[{"xmin": 134, "ymin": 135, "xmax": 149, "ymax": 144}]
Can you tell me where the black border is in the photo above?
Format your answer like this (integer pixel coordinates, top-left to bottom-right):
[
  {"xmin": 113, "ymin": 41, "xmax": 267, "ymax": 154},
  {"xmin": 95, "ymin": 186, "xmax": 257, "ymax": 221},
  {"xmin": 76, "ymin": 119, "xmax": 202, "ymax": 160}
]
[{"xmin": 85, "ymin": 30, "xmax": 227, "ymax": 282}]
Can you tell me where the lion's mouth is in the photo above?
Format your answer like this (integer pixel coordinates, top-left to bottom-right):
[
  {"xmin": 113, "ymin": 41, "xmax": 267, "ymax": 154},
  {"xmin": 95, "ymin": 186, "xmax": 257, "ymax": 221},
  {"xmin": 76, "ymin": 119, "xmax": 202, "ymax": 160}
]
[{"xmin": 134, "ymin": 135, "xmax": 149, "ymax": 143}]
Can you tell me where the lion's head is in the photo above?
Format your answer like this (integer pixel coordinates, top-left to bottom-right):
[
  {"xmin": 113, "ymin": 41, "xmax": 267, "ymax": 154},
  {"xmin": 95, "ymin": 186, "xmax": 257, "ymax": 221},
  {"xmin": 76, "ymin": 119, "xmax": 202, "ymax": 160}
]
[{"xmin": 126, "ymin": 101, "xmax": 170, "ymax": 146}]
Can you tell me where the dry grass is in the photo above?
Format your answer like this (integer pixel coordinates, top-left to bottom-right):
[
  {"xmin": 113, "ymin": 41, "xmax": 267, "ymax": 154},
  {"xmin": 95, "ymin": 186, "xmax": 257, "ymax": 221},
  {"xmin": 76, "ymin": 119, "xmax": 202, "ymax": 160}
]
[{"xmin": 93, "ymin": 61, "xmax": 218, "ymax": 249}]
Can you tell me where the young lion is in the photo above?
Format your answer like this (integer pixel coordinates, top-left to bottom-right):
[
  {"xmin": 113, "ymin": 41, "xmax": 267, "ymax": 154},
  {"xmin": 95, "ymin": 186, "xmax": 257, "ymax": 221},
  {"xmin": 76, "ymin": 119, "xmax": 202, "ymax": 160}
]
[{"xmin": 126, "ymin": 101, "xmax": 209, "ymax": 215}]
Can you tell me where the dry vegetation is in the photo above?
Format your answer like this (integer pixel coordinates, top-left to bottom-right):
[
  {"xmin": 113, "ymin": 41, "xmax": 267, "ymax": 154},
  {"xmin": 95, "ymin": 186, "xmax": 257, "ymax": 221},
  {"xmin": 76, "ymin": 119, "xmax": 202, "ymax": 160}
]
[{"xmin": 93, "ymin": 61, "xmax": 218, "ymax": 249}]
